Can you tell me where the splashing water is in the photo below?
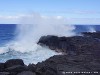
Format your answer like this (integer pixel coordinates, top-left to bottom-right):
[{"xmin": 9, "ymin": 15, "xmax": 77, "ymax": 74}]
[
  {"xmin": 0, "ymin": 13, "xmax": 76, "ymax": 64},
  {"xmin": 88, "ymin": 26, "xmax": 96, "ymax": 32}
]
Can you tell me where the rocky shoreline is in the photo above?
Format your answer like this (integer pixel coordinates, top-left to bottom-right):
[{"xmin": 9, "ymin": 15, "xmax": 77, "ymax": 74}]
[{"xmin": 0, "ymin": 32, "xmax": 100, "ymax": 75}]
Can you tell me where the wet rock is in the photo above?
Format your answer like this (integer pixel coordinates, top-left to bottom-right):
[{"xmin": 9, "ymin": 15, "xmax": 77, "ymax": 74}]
[{"xmin": 5, "ymin": 59, "xmax": 24, "ymax": 68}]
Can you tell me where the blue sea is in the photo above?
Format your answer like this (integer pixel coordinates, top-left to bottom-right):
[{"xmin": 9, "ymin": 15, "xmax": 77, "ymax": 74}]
[
  {"xmin": 0, "ymin": 24, "xmax": 16, "ymax": 46},
  {"xmin": 0, "ymin": 24, "xmax": 100, "ymax": 64}
]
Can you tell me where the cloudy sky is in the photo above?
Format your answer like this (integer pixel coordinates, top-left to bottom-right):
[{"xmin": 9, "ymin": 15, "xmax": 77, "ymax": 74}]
[{"xmin": 0, "ymin": 0, "xmax": 100, "ymax": 24}]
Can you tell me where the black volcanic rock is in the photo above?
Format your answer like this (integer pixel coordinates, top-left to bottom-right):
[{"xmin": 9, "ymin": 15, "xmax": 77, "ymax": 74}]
[
  {"xmin": 27, "ymin": 64, "xmax": 36, "ymax": 72},
  {"xmin": 38, "ymin": 35, "xmax": 59, "ymax": 50},
  {"xmin": 0, "ymin": 54, "xmax": 100, "ymax": 75},
  {"xmin": 5, "ymin": 59, "xmax": 25, "ymax": 68},
  {"xmin": 38, "ymin": 35, "xmax": 75, "ymax": 54},
  {"xmin": 82, "ymin": 31, "xmax": 100, "ymax": 39},
  {"xmin": 0, "ymin": 59, "xmax": 36, "ymax": 75},
  {"xmin": 36, "ymin": 62, "xmax": 57, "ymax": 75},
  {"xmin": 36, "ymin": 55, "xmax": 100, "ymax": 75},
  {"xmin": 37, "ymin": 34, "xmax": 100, "ymax": 75},
  {"xmin": 0, "ymin": 63, "xmax": 5, "ymax": 72},
  {"xmin": 5, "ymin": 65, "xmax": 27, "ymax": 72},
  {"xmin": 38, "ymin": 35, "xmax": 100, "ymax": 56},
  {"xmin": 0, "ymin": 72, "xmax": 10, "ymax": 75},
  {"xmin": 17, "ymin": 71, "xmax": 36, "ymax": 75}
]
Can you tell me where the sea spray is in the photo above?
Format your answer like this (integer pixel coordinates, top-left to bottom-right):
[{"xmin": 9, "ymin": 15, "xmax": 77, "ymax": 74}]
[
  {"xmin": 87, "ymin": 25, "xmax": 96, "ymax": 32},
  {"xmin": 11, "ymin": 13, "xmax": 76, "ymax": 52},
  {"xmin": 0, "ymin": 13, "xmax": 76, "ymax": 64},
  {"xmin": 16, "ymin": 13, "xmax": 76, "ymax": 42}
]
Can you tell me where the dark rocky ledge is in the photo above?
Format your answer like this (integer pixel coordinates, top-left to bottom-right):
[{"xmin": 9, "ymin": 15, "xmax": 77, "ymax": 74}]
[
  {"xmin": 82, "ymin": 31, "xmax": 100, "ymax": 39},
  {"xmin": 0, "ymin": 32, "xmax": 100, "ymax": 75},
  {"xmin": 38, "ymin": 33, "xmax": 100, "ymax": 56}
]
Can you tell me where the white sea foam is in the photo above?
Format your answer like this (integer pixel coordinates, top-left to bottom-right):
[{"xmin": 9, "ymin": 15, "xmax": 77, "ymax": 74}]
[{"xmin": 0, "ymin": 47, "xmax": 8, "ymax": 54}]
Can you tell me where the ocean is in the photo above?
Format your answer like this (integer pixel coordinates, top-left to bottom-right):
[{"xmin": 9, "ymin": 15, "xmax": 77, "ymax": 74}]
[
  {"xmin": 0, "ymin": 24, "xmax": 16, "ymax": 46},
  {"xmin": 0, "ymin": 24, "xmax": 100, "ymax": 65}
]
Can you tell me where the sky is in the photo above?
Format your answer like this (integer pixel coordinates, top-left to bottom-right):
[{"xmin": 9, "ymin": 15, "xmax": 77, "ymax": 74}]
[{"xmin": 0, "ymin": 0, "xmax": 100, "ymax": 24}]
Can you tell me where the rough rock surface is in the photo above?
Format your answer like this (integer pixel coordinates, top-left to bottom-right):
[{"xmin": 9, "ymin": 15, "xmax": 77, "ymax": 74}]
[
  {"xmin": 38, "ymin": 34, "xmax": 100, "ymax": 56},
  {"xmin": 0, "ymin": 59, "xmax": 36, "ymax": 75},
  {"xmin": 82, "ymin": 31, "xmax": 100, "ymax": 39},
  {"xmin": 36, "ymin": 55, "xmax": 100, "ymax": 75},
  {"xmin": 17, "ymin": 71, "xmax": 36, "ymax": 75},
  {"xmin": 37, "ymin": 32, "xmax": 100, "ymax": 75},
  {"xmin": 5, "ymin": 59, "xmax": 24, "ymax": 68}
]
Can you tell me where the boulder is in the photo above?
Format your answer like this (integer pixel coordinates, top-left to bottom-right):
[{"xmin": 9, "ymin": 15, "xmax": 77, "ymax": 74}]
[{"xmin": 5, "ymin": 59, "xmax": 24, "ymax": 68}]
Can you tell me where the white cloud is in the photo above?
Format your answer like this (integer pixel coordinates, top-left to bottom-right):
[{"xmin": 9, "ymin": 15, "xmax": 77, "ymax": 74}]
[
  {"xmin": 0, "ymin": 15, "xmax": 20, "ymax": 24},
  {"xmin": 68, "ymin": 18, "xmax": 100, "ymax": 24},
  {"xmin": 0, "ymin": 13, "xmax": 100, "ymax": 24}
]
